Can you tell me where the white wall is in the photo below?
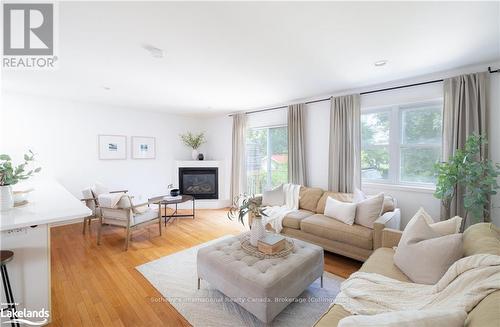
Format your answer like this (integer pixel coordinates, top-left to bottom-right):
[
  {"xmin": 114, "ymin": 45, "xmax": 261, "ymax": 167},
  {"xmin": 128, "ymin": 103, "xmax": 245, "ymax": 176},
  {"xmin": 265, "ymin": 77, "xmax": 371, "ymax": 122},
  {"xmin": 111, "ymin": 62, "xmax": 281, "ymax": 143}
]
[{"xmin": 0, "ymin": 92, "xmax": 202, "ymax": 201}]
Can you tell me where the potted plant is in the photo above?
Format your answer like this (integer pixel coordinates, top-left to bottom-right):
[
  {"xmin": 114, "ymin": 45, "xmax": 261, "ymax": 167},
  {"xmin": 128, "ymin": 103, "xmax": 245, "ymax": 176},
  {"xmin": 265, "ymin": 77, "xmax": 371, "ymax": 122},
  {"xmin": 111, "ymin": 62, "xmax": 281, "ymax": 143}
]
[
  {"xmin": 0, "ymin": 150, "xmax": 42, "ymax": 211},
  {"xmin": 228, "ymin": 194, "xmax": 268, "ymax": 246},
  {"xmin": 180, "ymin": 132, "xmax": 206, "ymax": 160},
  {"xmin": 434, "ymin": 134, "xmax": 500, "ymax": 231}
]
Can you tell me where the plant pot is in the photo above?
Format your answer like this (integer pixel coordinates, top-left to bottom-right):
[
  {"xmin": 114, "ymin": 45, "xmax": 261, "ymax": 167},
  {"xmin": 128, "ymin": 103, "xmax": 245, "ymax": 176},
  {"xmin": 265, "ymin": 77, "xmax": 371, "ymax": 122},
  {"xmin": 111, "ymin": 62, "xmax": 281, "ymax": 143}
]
[
  {"xmin": 250, "ymin": 216, "xmax": 266, "ymax": 247},
  {"xmin": 0, "ymin": 185, "xmax": 14, "ymax": 211},
  {"xmin": 191, "ymin": 149, "xmax": 199, "ymax": 160}
]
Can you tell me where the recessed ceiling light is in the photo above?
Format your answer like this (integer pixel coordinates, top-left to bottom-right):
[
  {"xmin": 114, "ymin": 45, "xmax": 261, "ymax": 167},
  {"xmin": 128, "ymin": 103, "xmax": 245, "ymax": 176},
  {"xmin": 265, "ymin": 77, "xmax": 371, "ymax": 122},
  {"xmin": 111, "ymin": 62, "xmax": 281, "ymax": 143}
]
[
  {"xmin": 103, "ymin": 86, "xmax": 111, "ymax": 91},
  {"xmin": 142, "ymin": 44, "xmax": 164, "ymax": 59},
  {"xmin": 374, "ymin": 60, "xmax": 388, "ymax": 67}
]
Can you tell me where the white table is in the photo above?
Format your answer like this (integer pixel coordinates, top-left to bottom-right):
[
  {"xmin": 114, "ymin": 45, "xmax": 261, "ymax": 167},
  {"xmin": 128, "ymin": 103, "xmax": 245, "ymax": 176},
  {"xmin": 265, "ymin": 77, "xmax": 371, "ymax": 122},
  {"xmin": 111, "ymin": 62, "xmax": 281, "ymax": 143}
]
[{"xmin": 0, "ymin": 179, "xmax": 91, "ymax": 325}]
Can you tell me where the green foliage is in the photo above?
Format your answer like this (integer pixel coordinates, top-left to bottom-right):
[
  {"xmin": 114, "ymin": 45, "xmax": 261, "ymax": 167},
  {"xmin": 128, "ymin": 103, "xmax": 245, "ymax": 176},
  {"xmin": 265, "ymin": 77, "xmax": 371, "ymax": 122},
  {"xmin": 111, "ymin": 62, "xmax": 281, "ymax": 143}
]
[
  {"xmin": 179, "ymin": 132, "xmax": 206, "ymax": 149},
  {"xmin": 0, "ymin": 150, "xmax": 42, "ymax": 186},
  {"xmin": 227, "ymin": 194, "xmax": 267, "ymax": 226},
  {"xmin": 246, "ymin": 126, "xmax": 288, "ymax": 194},
  {"xmin": 434, "ymin": 134, "xmax": 500, "ymax": 226}
]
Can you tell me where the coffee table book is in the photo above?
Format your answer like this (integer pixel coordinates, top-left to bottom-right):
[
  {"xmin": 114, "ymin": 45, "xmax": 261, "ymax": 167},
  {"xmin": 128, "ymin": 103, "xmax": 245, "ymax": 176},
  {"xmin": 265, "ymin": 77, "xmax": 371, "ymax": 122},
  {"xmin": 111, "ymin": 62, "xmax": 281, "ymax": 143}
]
[{"xmin": 257, "ymin": 234, "xmax": 286, "ymax": 254}]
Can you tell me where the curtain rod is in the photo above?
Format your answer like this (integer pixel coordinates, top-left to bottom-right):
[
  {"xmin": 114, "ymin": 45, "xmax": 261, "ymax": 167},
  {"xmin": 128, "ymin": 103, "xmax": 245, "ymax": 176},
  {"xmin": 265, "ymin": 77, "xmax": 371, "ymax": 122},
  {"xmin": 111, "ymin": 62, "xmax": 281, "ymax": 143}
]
[{"xmin": 228, "ymin": 66, "xmax": 500, "ymax": 117}]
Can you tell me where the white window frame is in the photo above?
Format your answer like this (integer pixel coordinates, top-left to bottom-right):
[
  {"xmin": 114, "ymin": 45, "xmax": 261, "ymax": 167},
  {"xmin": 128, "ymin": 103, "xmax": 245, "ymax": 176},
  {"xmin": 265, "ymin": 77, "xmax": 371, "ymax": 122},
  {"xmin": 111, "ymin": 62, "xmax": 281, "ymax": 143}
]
[
  {"xmin": 361, "ymin": 99, "xmax": 443, "ymax": 188},
  {"xmin": 246, "ymin": 124, "xmax": 288, "ymax": 193}
]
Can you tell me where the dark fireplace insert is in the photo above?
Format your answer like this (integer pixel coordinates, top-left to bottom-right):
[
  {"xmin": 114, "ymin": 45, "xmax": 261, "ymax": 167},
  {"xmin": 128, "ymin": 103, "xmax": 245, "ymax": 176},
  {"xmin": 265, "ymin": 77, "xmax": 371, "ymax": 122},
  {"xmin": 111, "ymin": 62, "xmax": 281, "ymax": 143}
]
[{"xmin": 179, "ymin": 167, "xmax": 218, "ymax": 199}]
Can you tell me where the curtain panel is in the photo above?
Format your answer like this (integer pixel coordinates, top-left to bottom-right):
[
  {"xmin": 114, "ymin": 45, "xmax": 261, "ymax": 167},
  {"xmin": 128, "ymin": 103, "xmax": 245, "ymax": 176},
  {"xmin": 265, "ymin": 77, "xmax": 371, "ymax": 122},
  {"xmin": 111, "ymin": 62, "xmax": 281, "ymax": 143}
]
[
  {"xmin": 287, "ymin": 103, "xmax": 307, "ymax": 185},
  {"xmin": 328, "ymin": 94, "xmax": 361, "ymax": 193},
  {"xmin": 442, "ymin": 72, "xmax": 488, "ymax": 220},
  {"xmin": 230, "ymin": 113, "xmax": 247, "ymax": 201}
]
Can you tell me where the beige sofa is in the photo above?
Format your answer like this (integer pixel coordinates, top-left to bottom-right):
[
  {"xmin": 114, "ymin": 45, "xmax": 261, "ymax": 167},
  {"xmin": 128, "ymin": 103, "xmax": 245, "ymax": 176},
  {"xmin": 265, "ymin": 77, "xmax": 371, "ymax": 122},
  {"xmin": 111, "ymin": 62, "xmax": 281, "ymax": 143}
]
[
  {"xmin": 257, "ymin": 186, "xmax": 400, "ymax": 262},
  {"xmin": 314, "ymin": 223, "xmax": 500, "ymax": 327}
]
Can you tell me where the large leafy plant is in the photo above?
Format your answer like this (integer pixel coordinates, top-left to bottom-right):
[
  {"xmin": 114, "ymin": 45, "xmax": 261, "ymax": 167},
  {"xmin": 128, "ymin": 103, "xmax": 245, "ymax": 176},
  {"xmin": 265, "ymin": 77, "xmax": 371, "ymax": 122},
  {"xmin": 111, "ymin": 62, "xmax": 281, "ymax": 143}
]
[
  {"xmin": 0, "ymin": 150, "xmax": 42, "ymax": 186},
  {"xmin": 227, "ymin": 194, "xmax": 267, "ymax": 226},
  {"xmin": 434, "ymin": 135, "xmax": 500, "ymax": 230},
  {"xmin": 179, "ymin": 132, "xmax": 206, "ymax": 149}
]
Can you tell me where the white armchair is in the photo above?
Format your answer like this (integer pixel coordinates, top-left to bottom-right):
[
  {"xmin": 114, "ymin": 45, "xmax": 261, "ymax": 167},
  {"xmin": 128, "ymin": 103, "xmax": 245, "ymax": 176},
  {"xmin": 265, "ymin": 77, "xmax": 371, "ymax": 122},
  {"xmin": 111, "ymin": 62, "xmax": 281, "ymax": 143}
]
[
  {"xmin": 97, "ymin": 194, "xmax": 161, "ymax": 250},
  {"xmin": 80, "ymin": 185, "xmax": 128, "ymax": 234}
]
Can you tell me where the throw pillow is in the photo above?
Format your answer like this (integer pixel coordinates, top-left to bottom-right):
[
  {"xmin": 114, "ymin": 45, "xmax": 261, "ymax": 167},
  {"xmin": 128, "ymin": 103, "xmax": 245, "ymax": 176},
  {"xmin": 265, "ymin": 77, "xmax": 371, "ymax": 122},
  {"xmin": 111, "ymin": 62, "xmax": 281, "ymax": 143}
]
[
  {"xmin": 338, "ymin": 310, "xmax": 466, "ymax": 327},
  {"xmin": 353, "ymin": 188, "xmax": 366, "ymax": 203},
  {"xmin": 394, "ymin": 210, "xmax": 463, "ymax": 284},
  {"xmin": 92, "ymin": 182, "xmax": 109, "ymax": 197},
  {"xmin": 355, "ymin": 193, "xmax": 384, "ymax": 228},
  {"xmin": 406, "ymin": 208, "xmax": 462, "ymax": 236},
  {"xmin": 324, "ymin": 196, "xmax": 357, "ymax": 225},
  {"xmin": 262, "ymin": 184, "xmax": 285, "ymax": 206}
]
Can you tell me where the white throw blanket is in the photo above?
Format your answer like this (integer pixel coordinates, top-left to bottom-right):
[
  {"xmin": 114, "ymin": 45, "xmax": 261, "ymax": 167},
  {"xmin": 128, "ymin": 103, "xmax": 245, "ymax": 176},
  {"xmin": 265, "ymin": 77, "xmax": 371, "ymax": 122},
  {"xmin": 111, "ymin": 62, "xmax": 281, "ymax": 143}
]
[
  {"xmin": 334, "ymin": 254, "xmax": 500, "ymax": 315},
  {"xmin": 262, "ymin": 183, "xmax": 301, "ymax": 233},
  {"xmin": 97, "ymin": 192, "xmax": 125, "ymax": 208}
]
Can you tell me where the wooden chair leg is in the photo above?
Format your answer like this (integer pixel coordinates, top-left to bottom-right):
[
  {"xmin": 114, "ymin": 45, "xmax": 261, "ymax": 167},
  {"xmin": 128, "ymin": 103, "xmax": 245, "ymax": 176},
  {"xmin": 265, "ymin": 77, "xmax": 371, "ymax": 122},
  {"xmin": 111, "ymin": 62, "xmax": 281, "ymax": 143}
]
[
  {"xmin": 124, "ymin": 226, "xmax": 131, "ymax": 251},
  {"xmin": 97, "ymin": 217, "xmax": 103, "ymax": 245},
  {"xmin": 82, "ymin": 218, "xmax": 87, "ymax": 235},
  {"xmin": 158, "ymin": 217, "xmax": 162, "ymax": 236}
]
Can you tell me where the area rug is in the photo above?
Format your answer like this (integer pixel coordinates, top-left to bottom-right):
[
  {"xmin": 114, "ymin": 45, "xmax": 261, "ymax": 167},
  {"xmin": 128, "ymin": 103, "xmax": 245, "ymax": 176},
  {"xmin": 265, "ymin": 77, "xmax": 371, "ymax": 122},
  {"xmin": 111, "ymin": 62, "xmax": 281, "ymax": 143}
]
[{"xmin": 136, "ymin": 235, "xmax": 344, "ymax": 327}]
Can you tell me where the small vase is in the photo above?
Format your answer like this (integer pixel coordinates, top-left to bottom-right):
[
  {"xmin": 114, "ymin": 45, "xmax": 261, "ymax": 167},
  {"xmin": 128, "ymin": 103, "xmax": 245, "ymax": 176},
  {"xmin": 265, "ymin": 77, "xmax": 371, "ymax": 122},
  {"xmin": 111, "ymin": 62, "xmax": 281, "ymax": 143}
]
[
  {"xmin": 0, "ymin": 185, "xmax": 14, "ymax": 211},
  {"xmin": 191, "ymin": 149, "xmax": 199, "ymax": 160},
  {"xmin": 250, "ymin": 215, "xmax": 266, "ymax": 247}
]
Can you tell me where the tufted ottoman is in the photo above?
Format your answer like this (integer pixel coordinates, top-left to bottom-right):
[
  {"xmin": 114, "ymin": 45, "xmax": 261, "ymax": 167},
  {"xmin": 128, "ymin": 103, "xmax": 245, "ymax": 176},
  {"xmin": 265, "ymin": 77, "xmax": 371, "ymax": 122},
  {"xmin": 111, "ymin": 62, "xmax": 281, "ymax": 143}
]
[{"xmin": 197, "ymin": 234, "xmax": 324, "ymax": 323}]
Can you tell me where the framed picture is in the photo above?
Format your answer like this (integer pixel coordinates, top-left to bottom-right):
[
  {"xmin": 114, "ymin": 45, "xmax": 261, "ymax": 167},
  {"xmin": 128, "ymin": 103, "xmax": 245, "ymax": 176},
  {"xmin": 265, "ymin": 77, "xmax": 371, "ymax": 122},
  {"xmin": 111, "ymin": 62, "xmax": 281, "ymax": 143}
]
[
  {"xmin": 132, "ymin": 136, "xmax": 156, "ymax": 159},
  {"xmin": 98, "ymin": 135, "xmax": 127, "ymax": 160}
]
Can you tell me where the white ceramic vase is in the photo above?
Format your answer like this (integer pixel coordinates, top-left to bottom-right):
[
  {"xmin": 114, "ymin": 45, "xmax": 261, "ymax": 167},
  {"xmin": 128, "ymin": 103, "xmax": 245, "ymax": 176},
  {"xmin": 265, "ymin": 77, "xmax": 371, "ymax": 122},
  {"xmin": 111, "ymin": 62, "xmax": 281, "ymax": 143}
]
[
  {"xmin": 0, "ymin": 185, "xmax": 14, "ymax": 211},
  {"xmin": 250, "ymin": 215, "xmax": 266, "ymax": 247},
  {"xmin": 191, "ymin": 149, "xmax": 199, "ymax": 160}
]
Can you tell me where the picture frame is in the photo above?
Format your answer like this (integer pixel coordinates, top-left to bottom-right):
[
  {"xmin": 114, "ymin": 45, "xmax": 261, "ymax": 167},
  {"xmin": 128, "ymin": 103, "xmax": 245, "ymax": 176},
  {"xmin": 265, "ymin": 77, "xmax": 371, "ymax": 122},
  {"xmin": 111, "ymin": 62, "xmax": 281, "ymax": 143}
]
[
  {"xmin": 98, "ymin": 135, "xmax": 127, "ymax": 160},
  {"xmin": 131, "ymin": 136, "xmax": 156, "ymax": 159}
]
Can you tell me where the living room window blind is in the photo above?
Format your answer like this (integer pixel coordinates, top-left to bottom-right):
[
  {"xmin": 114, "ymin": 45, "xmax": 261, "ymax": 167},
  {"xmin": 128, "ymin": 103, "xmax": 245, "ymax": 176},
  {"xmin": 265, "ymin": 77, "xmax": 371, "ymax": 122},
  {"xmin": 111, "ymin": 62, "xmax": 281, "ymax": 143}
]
[
  {"xmin": 361, "ymin": 100, "xmax": 442, "ymax": 186},
  {"xmin": 246, "ymin": 126, "xmax": 288, "ymax": 194}
]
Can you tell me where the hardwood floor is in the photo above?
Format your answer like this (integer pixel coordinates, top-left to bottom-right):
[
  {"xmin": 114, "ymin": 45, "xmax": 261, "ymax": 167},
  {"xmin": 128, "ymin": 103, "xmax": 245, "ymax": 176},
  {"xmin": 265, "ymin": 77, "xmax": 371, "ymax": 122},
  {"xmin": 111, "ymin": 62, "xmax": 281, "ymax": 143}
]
[{"xmin": 48, "ymin": 209, "xmax": 362, "ymax": 327}]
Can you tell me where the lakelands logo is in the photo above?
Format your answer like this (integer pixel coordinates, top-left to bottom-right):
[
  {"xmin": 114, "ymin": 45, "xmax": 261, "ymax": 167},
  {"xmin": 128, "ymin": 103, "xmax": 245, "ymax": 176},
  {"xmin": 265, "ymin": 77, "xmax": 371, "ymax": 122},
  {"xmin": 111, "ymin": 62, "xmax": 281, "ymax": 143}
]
[
  {"xmin": 2, "ymin": 2, "xmax": 58, "ymax": 69},
  {"xmin": 0, "ymin": 306, "xmax": 49, "ymax": 326}
]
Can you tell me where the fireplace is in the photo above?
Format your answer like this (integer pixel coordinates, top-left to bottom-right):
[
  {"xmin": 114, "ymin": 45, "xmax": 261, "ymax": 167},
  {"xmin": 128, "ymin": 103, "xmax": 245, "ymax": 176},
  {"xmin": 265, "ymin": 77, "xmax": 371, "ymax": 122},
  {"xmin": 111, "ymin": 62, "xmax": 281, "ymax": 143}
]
[{"xmin": 179, "ymin": 167, "xmax": 219, "ymax": 199}]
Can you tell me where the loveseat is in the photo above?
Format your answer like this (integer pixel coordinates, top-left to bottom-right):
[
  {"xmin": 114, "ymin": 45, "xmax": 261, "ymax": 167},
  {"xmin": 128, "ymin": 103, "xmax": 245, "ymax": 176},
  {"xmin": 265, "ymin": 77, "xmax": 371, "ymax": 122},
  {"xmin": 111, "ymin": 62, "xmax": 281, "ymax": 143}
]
[
  {"xmin": 256, "ymin": 186, "xmax": 401, "ymax": 262},
  {"xmin": 314, "ymin": 223, "xmax": 500, "ymax": 327}
]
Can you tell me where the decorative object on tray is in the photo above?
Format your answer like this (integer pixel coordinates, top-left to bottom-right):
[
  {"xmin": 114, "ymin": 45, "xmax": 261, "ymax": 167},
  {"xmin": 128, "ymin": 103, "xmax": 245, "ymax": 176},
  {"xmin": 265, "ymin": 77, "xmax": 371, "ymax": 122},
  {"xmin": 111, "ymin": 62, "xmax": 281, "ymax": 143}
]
[
  {"xmin": 170, "ymin": 188, "xmax": 180, "ymax": 196},
  {"xmin": 240, "ymin": 234, "xmax": 295, "ymax": 259},
  {"xmin": 131, "ymin": 136, "xmax": 156, "ymax": 159},
  {"xmin": 258, "ymin": 233, "xmax": 286, "ymax": 254},
  {"xmin": 180, "ymin": 131, "xmax": 206, "ymax": 160},
  {"xmin": 0, "ymin": 151, "xmax": 41, "ymax": 211},
  {"xmin": 197, "ymin": 153, "xmax": 204, "ymax": 160},
  {"xmin": 98, "ymin": 135, "xmax": 127, "ymax": 160},
  {"xmin": 228, "ymin": 194, "xmax": 268, "ymax": 246}
]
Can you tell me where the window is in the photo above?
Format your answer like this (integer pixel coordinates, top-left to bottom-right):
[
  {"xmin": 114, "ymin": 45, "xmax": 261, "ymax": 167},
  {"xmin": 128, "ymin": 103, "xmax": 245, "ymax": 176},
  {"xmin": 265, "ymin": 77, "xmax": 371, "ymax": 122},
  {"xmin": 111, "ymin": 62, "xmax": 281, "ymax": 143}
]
[
  {"xmin": 361, "ymin": 101, "xmax": 442, "ymax": 186},
  {"xmin": 246, "ymin": 126, "xmax": 288, "ymax": 194}
]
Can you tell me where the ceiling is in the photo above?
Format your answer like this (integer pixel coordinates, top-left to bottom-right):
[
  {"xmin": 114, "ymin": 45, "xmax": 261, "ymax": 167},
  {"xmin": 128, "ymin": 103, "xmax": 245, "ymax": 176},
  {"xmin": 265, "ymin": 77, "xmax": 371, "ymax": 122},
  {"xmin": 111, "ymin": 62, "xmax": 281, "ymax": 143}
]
[{"xmin": 2, "ymin": 1, "xmax": 499, "ymax": 115}]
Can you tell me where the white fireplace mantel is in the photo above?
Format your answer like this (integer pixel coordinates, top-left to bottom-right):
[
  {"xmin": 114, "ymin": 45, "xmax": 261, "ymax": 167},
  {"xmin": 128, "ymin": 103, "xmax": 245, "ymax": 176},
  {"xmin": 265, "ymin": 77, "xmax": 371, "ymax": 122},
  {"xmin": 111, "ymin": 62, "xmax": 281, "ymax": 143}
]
[{"xmin": 174, "ymin": 160, "xmax": 228, "ymax": 209}]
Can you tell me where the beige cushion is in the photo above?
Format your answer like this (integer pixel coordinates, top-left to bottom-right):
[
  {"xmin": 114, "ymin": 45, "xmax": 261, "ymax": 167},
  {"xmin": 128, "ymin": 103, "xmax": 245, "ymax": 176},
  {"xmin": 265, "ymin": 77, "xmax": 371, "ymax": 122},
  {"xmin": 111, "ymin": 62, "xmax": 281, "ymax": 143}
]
[
  {"xmin": 412, "ymin": 207, "xmax": 462, "ymax": 235},
  {"xmin": 394, "ymin": 211, "xmax": 463, "ymax": 284},
  {"xmin": 354, "ymin": 193, "xmax": 384, "ymax": 228},
  {"xmin": 382, "ymin": 195, "xmax": 396, "ymax": 214},
  {"xmin": 338, "ymin": 310, "xmax": 466, "ymax": 327},
  {"xmin": 282, "ymin": 210, "xmax": 314, "ymax": 229},
  {"xmin": 92, "ymin": 182, "xmax": 109, "ymax": 197},
  {"xmin": 316, "ymin": 192, "xmax": 353, "ymax": 214},
  {"xmin": 324, "ymin": 197, "xmax": 356, "ymax": 225},
  {"xmin": 463, "ymin": 223, "xmax": 500, "ymax": 257},
  {"xmin": 299, "ymin": 187, "xmax": 324, "ymax": 212},
  {"xmin": 300, "ymin": 214, "xmax": 373, "ymax": 250},
  {"xmin": 262, "ymin": 184, "xmax": 285, "ymax": 206}
]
